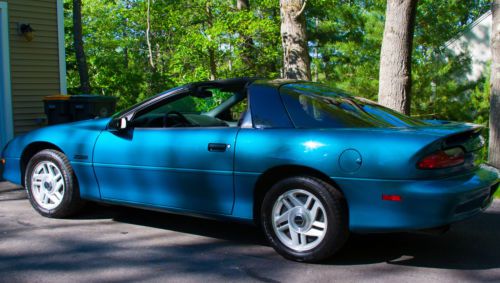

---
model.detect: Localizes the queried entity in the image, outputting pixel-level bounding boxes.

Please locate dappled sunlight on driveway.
[1,182,500,282]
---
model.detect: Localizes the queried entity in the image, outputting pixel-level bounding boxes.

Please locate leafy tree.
[64,0,492,131]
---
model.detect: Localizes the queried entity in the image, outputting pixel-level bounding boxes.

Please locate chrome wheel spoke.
[55,179,64,191]
[33,173,43,181]
[299,233,307,246]
[304,195,313,209]
[32,180,43,188]
[54,173,62,182]
[48,165,55,176]
[43,163,49,174]
[290,229,300,245]
[278,223,290,232]
[309,202,321,221]
[41,192,49,204]
[49,193,61,204]
[55,191,63,200]
[312,220,326,229]
[282,198,293,209]
[287,194,303,207]
[305,228,323,237]
[274,210,290,225]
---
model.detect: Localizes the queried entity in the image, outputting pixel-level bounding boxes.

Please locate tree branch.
[294,0,307,19]
[146,0,155,69]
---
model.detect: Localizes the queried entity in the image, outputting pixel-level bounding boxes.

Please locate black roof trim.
[186,77,263,92]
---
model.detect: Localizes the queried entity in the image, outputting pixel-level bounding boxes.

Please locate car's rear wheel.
[25,149,84,218]
[261,176,349,262]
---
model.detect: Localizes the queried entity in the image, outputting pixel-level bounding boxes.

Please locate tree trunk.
[377,0,418,115]
[206,3,217,80]
[209,47,217,80]
[489,0,500,169]
[280,0,311,80]
[237,0,254,73]
[313,17,319,82]
[72,0,91,93]
[146,0,155,69]
[236,0,249,10]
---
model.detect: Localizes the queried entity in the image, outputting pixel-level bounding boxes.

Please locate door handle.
[208,143,229,152]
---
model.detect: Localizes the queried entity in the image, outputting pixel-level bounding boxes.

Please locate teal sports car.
[1,78,499,262]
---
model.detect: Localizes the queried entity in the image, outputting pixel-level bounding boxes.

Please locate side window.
[280,91,376,128]
[249,84,294,129]
[131,89,247,128]
[216,99,247,123]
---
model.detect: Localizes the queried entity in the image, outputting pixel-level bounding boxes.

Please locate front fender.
[2,118,110,200]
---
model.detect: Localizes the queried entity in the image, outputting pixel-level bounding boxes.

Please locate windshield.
[280,83,428,128]
[112,86,185,118]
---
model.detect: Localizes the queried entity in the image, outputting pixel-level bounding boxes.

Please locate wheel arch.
[20,142,65,186]
[252,165,346,225]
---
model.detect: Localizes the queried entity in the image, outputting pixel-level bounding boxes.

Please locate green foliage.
[65,0,492,131]
[192,89,233,113]
[305,0,491,126]
[65,0,281,110]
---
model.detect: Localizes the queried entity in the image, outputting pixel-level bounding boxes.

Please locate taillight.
[417,147,465,169]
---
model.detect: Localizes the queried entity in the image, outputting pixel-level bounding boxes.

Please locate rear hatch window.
[280,83,428,128]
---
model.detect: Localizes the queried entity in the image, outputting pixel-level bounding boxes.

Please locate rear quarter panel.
[231,127,440,219]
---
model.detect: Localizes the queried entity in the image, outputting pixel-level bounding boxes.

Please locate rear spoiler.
[419,120,485,153]
[428,122,484,153]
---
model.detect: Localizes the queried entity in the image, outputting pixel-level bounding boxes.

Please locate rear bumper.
[336,165,499,233]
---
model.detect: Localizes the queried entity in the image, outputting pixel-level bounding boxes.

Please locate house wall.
[6,0,61,135]
[447,11,492,81]
[1,1,13,154]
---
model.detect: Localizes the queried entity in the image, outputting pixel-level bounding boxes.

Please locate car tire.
[25,149,84,218]
[261,176,349,262]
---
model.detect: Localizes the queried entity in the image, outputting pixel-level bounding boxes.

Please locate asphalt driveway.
[1,181,499,283]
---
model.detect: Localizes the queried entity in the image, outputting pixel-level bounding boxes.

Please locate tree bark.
[489,0,500,169]
[280,0,311,80]
[146,0,155,69]
[206,3,217,80]
[72,0,91,93]
[377,0,418,115]
[236,0,249,10]
[313,17,319,82]
[209,47,217,80]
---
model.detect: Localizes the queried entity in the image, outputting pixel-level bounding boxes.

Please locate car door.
[92,91,241,215]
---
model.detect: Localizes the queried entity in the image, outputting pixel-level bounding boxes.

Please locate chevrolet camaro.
[1,78,499,262]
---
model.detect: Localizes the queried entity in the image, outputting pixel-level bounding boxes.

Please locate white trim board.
[0,1,13,150]
[56,0,67,95]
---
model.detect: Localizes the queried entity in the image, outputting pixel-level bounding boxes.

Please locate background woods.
[64,0,492,135]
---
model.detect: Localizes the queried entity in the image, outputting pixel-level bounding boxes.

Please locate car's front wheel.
[25,149,84,218]
[261,176,349,262]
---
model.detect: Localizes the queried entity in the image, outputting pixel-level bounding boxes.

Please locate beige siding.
[6,0,61,135]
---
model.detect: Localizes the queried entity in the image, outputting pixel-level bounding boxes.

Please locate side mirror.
[110,117,129,131]
[119,117,128,130]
